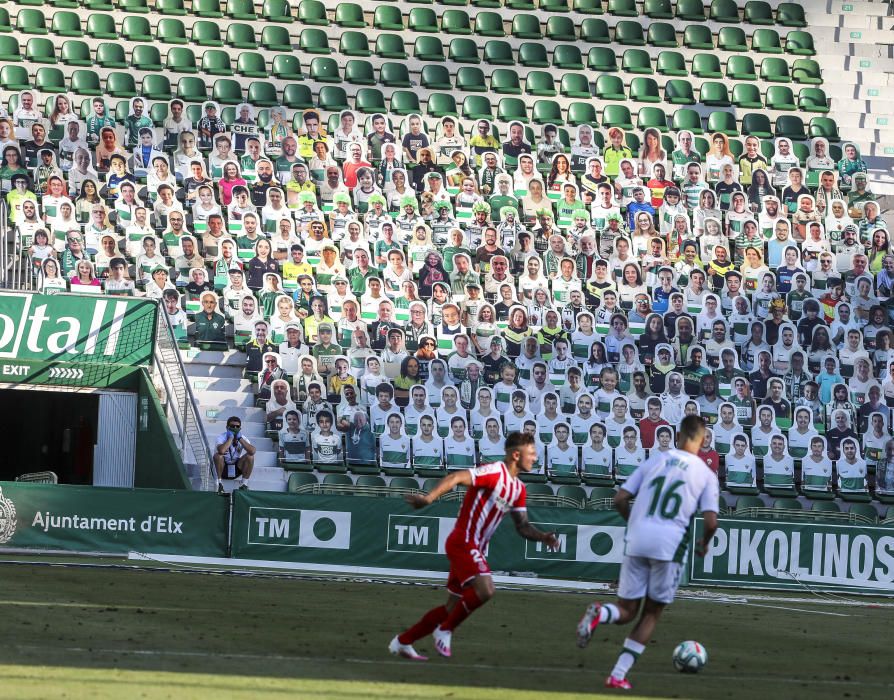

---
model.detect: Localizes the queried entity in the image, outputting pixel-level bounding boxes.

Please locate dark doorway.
[0,388,99,484]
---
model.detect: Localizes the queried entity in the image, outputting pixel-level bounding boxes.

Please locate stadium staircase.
[182,348,287,492]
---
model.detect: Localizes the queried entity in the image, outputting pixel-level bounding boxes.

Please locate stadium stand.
[0,0,892,511]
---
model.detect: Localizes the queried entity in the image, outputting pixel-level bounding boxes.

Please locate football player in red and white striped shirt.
[390,432,559,660]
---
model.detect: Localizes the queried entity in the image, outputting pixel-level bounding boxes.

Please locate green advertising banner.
[0,292,157,367]
[230,492,628,582]
[690,517,894,595]
[0,482,228,557]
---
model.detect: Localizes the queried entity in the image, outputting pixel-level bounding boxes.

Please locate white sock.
[599,603,620,624]
[611,638,646,681]
[217,479,222,486]
[242,477,250,485]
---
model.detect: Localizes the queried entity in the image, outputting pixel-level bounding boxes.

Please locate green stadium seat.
[732,83,762,109]
[166,47,198,74]
[263,0,293,22]
[297,0,327,25]
[390,90,420,115]
[546,16,576,42]
[644,0,673,19]
[457,66,487,92]
[374,6,403,31]
[554,45,584,70]
[709,0,739,22]
[51,11,82,37]
[345,59,375,85]
[849,503,878,523]
[761,57,791,83]
[462,95,493,120]
[35,67,66,93]
[282,84,313,109]
[519,43,549,68]
[506,0,536,8]
[671,107,703,134]
[310,57,340,83]
[225,24,257,49]
[557,484,587,503]
[237,52,268,79]
[16,8,48,35]
[414,36,444,61]
[706,110,738,136]
[615,20,645,46]
[588,47,618,72]
[288,472,318,490]
[156,0,187,15]
[798,88,829,114]
[683,25,713,50]
[601,104,633,130]
[340,31,371,57]
[808,117,840,142]
[580,18,611,43]
[106,72,137,98]
[718,27,748,52]
[663,79,694,105]
[766,85,796,111]
[773,497,802,511]
[786,31,816,56]
[792,59,822,85]
[491,69,522,94]
[727,56,757,81]
[132,44,163,71]
[474,11,504,36]
[378,62,410,87]
[83,0,114,8]
[354,87,387,114]
[741,112,773,138]
[386,476,417,492]
[409,8,439,32]
[177,76,208,102]
[622,49,653,74]
[95,43,126,68]
[61,40,92,66]
[595,75,626,100]
[648,22,678,48]
[318,85,350,112]
[512,15,541,39]
[427,92,457,117]
[753,29,783,54]
[0,66,30,90]
[700,82,731,107]
[449,38,480,64]
[526,71,557,97]
[560,73,591,99]
[0,8,10,33]
[300,28,330,53]
[734,495,765,513]
[260,26,291,52]
[69,69,101,96]
[193,0,223,17]
[25,38,55,64]
[376,34,407,60]
[777,3,807,27]
[494,99,527,126]
[744,0,773,24]
[321,473,352,489]
[354,475,385,489]
[335,2,367,27]
[567,101,598,126]
[272,55,303,81]
[676,0,706,20]
[87,14,117,40]
[142,74,173,100]
[212,78,243,105]
[122,16,152,42]
[443,9,472,34]
[692,54,723,79]
[637,106,668,131]
[540,0,570,11]
[202,50,234,76]
[630,76,661,103]
[656,51,687,76]
[226,0,256,19]
[608,0,638,16]
[421,64,452,89]
[811,500,841,514]
[190,21,223,47]
[574,0,604,12]
[156,18,187,44]
[118,0,148,11]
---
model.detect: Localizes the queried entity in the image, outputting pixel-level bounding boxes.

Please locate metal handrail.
[733,506,875,526]
[153,308,214,490]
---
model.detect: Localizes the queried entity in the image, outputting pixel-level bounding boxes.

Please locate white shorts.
[617,555,683,605]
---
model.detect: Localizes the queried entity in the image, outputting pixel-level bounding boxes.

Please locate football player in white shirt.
[575,415,719,690]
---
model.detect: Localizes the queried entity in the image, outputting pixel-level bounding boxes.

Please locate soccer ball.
[672,640,708,673]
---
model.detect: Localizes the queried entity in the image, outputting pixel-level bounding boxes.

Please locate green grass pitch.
[0,561,892,699]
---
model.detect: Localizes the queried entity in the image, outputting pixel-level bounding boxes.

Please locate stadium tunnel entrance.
[0,387,137,487]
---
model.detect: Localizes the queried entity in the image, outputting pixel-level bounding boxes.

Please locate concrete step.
[199,405,265,424]
[185,363,245,380]
[203,420,268,439]
[181,349,246,367]
[191,377,253,394]
[194,389,256,409]
[219,479,287,494]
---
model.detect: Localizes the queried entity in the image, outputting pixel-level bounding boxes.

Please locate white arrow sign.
[48,367,84,379]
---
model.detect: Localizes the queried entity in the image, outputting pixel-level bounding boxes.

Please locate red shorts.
[445,535,491,596]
